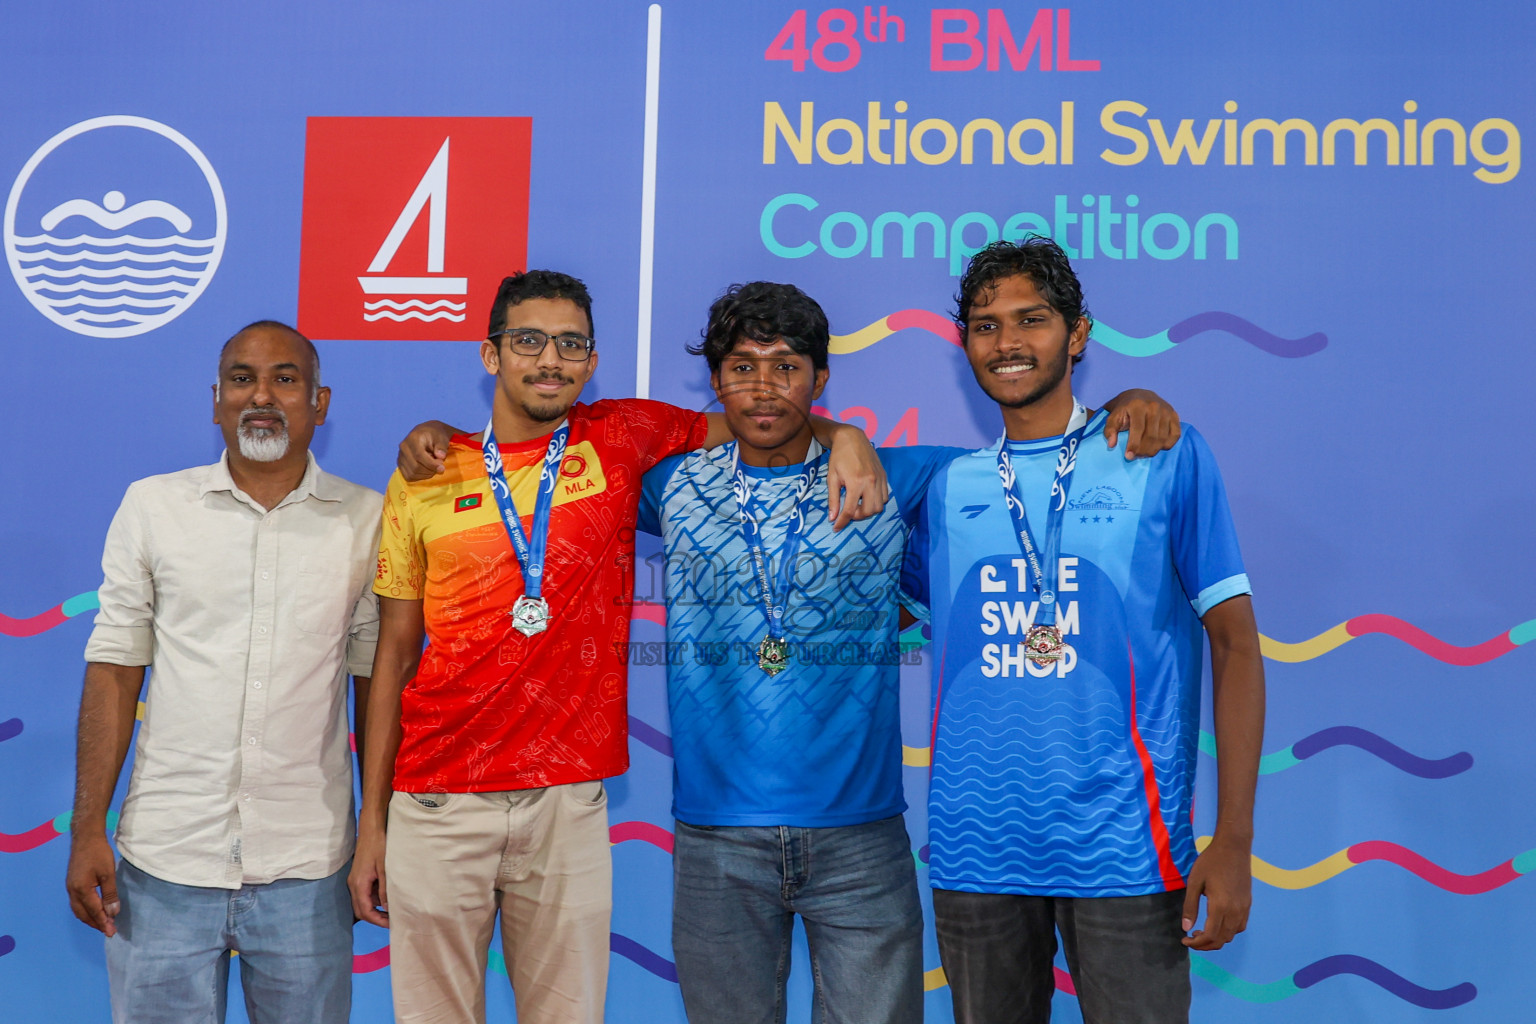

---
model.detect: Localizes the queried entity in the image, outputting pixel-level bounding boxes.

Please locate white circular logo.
[4,115,227,338]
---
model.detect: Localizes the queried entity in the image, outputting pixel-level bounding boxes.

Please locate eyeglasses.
[489,328,596,361]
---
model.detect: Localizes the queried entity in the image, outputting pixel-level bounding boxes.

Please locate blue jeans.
[672,815,923,1024]
[105,858,353,1024]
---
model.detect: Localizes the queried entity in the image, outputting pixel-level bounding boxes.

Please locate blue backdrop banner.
[1,2,1531,1021]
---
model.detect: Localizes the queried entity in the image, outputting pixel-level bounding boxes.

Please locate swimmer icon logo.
[3,116,227,339]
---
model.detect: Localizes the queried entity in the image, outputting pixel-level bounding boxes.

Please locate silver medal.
[511,595,551,636]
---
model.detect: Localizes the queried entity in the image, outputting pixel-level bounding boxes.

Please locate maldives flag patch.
[454,493,482,513]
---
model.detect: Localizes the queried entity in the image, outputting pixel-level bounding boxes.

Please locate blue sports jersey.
[639,443,961,827]
[907,412,1250,896]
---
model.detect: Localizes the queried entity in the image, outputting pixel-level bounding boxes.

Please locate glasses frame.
[488,328,597,362]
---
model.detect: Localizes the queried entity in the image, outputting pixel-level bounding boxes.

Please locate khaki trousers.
[385,781,612,1024]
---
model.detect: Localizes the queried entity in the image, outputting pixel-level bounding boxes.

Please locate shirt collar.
[200,450,341,504]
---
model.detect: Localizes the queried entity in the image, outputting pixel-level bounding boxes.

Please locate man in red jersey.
[350,270,886,1024]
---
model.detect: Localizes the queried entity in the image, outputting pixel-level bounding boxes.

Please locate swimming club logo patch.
[3,116,227,338]
[296,117,531,342]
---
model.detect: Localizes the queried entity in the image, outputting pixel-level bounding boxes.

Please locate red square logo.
[297,117,531,341]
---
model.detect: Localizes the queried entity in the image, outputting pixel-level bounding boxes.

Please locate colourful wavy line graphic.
[0,810,118,854]
[828,309,1326,358]
[610,820,675,854]
[1195,834,1536,894]
[1198,726,1472,778]
[628,715,673,758]
[0,592,98,637]
[1264,614,1536,665]
[1192,953,1475,1009]
[630,600,666,628]
[13,591,1531,671]
[0,719,22,743]
[353,945,390,973]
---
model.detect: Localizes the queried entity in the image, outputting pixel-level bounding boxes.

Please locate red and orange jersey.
[375,399,709,792]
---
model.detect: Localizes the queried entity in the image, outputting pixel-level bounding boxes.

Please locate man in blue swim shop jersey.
[905,238,1266,1024]
[636,279,1186,1024]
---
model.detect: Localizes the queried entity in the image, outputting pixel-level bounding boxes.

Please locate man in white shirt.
[66,321,382,1024]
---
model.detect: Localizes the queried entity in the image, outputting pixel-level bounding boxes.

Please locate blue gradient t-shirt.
[906,413,1250,896]
[639,443,961,827]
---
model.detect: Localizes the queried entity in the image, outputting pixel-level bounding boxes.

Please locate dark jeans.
[933,888,1190,1024]
[672,815,924,1024]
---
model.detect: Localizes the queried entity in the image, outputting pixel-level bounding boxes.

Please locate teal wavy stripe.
[1191,955,1302,1003]
[1090,325,1176,357]
[1198,731,1300,774]
[61,592,100,618]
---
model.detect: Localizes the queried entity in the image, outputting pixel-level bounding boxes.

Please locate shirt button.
[261,571,270,580]
[248,737,257,746]
[243,794,252,802]
[252,681,262,689]
[257,626,268,635]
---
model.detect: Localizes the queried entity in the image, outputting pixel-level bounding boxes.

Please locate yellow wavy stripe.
[902,745,931,767]
[924,966,948,991]
[1195,834,1354,889]
[1258,623,1353,663]
[136,700,145,721]
[828,319,892,355]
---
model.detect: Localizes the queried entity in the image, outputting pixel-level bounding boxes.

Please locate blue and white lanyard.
[731,442,822,642]
[995,401,1088,613]
[481,413,569,601]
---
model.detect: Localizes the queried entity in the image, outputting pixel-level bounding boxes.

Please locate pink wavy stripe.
[1348,841,1520,895]
[887,309,962,347]
[1345,614,1516,667]
[353,946,390,972]
[631,601,666,627]
[610,821,675,854]
[1054,966,1076,995]
[0,606,67,638]
[0,821,61,853]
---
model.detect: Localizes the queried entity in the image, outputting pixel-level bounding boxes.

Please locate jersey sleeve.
[1168,425,1252,617]
[608,398,711,473]
[877,445,967,529]
[638,454,686,537]
[373,470,426,601]
[899,473,939,612]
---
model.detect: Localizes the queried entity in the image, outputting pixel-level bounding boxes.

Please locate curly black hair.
[954,237,1092,362]
[688,281,829,372]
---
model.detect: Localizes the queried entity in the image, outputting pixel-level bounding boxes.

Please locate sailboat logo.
[297,116,530,342]
[358,139,466,324]
[3,116,227,338]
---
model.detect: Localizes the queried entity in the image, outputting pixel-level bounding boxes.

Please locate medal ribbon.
[995,400,1089,618]
[481,413,570,602]
[732,441,823,642]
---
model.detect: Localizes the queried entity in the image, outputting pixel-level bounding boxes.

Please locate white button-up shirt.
[85,452,382,888]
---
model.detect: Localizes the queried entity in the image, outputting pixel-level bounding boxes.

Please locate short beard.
[237,408,290,462]
[977,342,1070,409]
[518,373,577,425]
[518,398,571,424]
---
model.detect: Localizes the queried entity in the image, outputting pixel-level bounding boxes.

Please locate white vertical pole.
[636,4,663,399]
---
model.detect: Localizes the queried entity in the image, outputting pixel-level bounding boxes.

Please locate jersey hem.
[672,801,907,829]
[393,760,628,793]
[930,875,1187,898]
